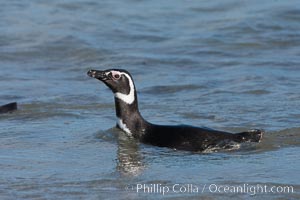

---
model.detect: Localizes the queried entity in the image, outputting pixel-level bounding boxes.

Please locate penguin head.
[88,69,136,104]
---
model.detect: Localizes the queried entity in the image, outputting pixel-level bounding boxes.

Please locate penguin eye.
[113,74,120,80]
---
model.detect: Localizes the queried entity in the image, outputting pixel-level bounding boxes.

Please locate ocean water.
[1,0,300,199]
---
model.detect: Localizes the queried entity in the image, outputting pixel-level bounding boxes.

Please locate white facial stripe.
[114,72,135,104]
[117,118,132,136]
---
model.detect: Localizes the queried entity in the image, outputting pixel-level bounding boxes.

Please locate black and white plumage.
[87,69,263,152]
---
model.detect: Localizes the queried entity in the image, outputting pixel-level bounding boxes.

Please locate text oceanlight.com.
[126,183,294,196]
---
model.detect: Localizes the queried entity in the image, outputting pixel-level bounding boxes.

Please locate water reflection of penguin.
[116,129,145,176]
[0,102,17,114]
[88,69,263,152]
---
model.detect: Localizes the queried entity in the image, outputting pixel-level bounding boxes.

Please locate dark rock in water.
[0,102,17,114]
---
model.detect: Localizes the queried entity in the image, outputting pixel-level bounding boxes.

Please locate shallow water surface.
[1,0,300,199]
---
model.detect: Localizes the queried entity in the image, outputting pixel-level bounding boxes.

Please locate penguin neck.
[114,95,148,138]
[114,96,140,120]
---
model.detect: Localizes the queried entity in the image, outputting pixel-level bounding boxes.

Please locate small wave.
[94,127,119,143]
[202,142,241,153]
[141,84,205,95]
[242,89,271,95]
[254,127,300,153]
[276,8,300,21]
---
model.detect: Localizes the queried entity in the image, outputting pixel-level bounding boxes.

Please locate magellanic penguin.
[87,69,263,152]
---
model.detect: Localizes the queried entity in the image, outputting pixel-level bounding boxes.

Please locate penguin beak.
[87,70,109,81]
